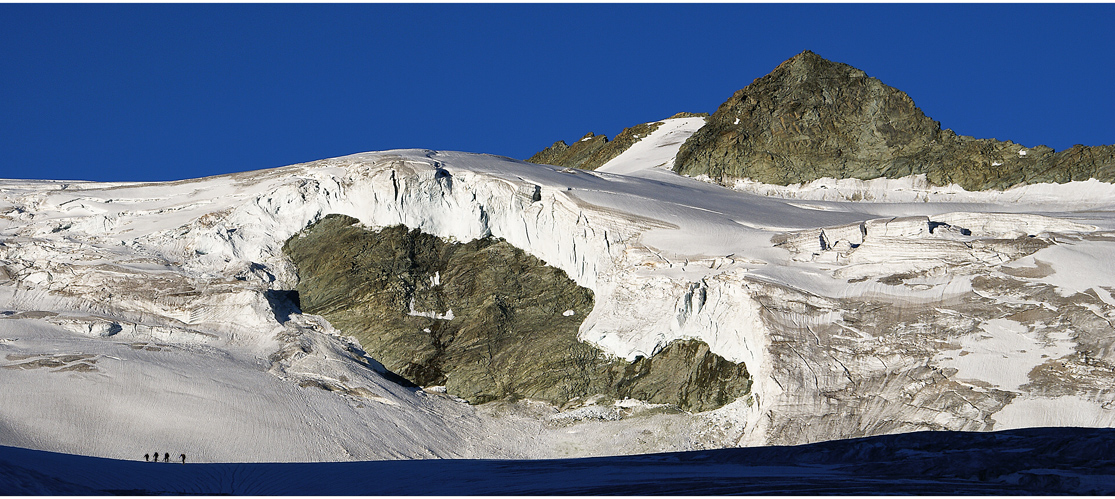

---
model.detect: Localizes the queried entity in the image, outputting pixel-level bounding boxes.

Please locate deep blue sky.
[2,4,1112,182]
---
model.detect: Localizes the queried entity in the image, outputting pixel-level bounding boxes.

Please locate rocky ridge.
[527,112,708,171]
[674,50,1115,191]
[530,51,1115,191]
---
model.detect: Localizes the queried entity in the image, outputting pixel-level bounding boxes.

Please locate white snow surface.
[2,120,1115,461]
[596,116,706,175]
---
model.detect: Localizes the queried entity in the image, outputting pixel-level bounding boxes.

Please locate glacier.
[1,116,1114,462]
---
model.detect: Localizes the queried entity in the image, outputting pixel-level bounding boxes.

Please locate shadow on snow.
[1,426,1113,495]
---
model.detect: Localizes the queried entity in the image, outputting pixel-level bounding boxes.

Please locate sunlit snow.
[1,117,1114,462]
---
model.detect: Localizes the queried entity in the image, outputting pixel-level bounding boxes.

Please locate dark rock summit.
[528,50,1114,191]
[283,214,750,412]
[674,50,1115,191]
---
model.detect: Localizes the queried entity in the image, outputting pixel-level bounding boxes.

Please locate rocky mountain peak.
[674,50,1115,190]
[675,50,950,185]
[527,51,1114,191]
[771,49,868,83]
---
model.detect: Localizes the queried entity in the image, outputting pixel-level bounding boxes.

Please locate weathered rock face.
[283,214,750,412]
[674,50,1115,191]
[617,339,750,413]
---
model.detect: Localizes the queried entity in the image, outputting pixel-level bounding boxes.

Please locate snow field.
[1,116,1114,460]
[595,117,707,175]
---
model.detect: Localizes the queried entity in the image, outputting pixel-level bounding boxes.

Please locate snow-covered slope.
[2,117,1114,461]
[595,116,706,175]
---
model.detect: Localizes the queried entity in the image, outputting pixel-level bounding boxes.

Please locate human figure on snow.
[164,452,170,462]
[144,453,149,462]
[180,454,186,464]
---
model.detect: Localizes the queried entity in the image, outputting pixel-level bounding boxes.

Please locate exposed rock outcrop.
[527,132,610,170]
[664,112,711,120]
[673,50,1115,191]
[284,214,751,412]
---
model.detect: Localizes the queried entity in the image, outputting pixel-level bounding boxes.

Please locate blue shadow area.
[2,427,1113,495]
